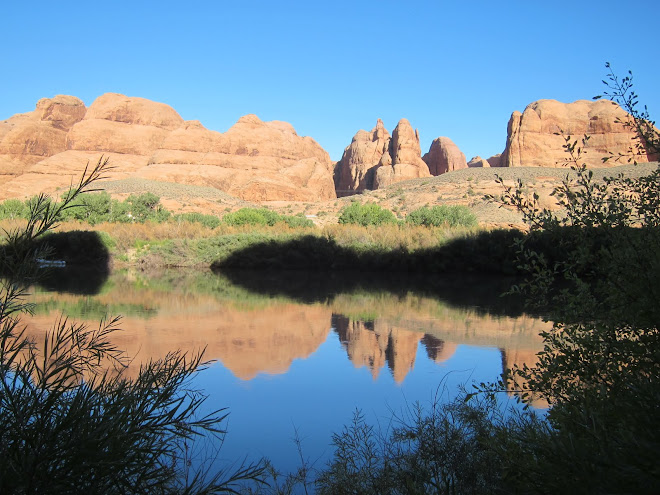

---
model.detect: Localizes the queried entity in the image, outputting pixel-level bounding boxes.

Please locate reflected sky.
[23,268,549,474]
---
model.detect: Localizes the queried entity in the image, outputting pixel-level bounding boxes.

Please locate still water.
[24,267,549,474]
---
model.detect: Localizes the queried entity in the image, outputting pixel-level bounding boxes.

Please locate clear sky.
[2,1,658,162]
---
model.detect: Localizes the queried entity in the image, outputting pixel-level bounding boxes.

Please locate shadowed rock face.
[0,94,336,202]
[501,99,657,168]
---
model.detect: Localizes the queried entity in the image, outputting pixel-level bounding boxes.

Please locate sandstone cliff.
[500,99,656,168]
[0,93,336,202]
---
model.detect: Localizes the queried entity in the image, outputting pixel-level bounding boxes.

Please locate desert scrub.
[323,223,455,251]
[338,202,398,226]
[406,205,478,228]
[222,207,313,228]
[173,211,221,229]
[139,231,306,267]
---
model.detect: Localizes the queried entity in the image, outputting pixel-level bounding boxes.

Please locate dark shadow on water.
[1,230,111,295]
[216,268,530,317]
[211,230,535,315]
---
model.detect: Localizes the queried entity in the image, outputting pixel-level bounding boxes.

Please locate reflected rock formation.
[23,270,550,385]
[421,335,458,364]
[24,284,332,380]
[333,315,422,383]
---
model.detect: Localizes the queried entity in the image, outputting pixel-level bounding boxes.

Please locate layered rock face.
[334,118,431,195]
[423,137,467,174]
[0,95,86,179]
[501,99,655,168]
[0,93,336,202]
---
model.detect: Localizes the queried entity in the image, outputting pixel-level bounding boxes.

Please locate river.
[23,267,549,477]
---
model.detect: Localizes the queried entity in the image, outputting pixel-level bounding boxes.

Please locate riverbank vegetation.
[0,159,265,493]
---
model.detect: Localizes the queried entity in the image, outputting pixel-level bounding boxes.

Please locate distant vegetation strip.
[0,192,477,229]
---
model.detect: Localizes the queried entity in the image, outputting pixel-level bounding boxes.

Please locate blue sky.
[2,1,658,162]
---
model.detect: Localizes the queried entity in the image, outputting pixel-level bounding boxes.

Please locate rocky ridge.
[1,94,656,206]
[0,93,336,202]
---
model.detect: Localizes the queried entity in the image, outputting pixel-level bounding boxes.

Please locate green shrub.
[282,214,314,228]
[338,202,397,226]
[174,212,221,229]
[59,191,114,225]
[222,208,313,228]
[0,199,27,220]
[406,205,477,228]
[223,208,281,226]
[126,192,170,223]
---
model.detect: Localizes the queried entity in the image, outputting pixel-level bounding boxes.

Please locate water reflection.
[24,268,549,385]
[22,267,551,473]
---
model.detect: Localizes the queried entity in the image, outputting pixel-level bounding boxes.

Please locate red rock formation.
[147,114,336,201]
[501,99,655,168]
[422,136,467,175]
[0,95,86,179]
[373,119,431,189]
[467,156,490,168]
[334,118,431,195]
[486,153,502,167]
[0,94,336,202]
[334,119,391,195]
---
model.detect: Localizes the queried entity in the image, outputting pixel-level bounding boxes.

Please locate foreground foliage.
[0,158,264,493]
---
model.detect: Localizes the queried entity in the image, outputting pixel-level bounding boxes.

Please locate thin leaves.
[0,157,266,493]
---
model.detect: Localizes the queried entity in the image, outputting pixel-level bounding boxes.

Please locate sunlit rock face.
[501,99,657,168]
[0,94,336,202]
[467,156,491,168]
[333,119,392,195]
[423,137,467,175]
[0,95,86,179]
[334,118,431,195]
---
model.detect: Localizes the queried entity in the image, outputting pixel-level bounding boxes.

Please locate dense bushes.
[338,202,397,226]
[222,208,313,228]
[406,205,477,228]
[0,191,173,225]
